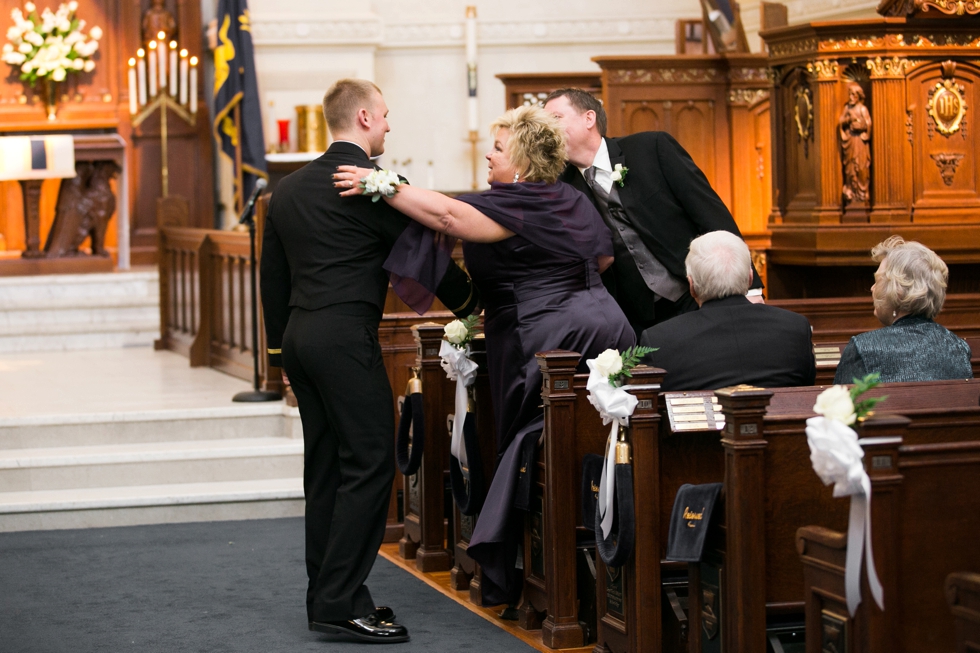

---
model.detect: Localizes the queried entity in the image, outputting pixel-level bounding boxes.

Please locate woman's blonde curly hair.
[490,105,568,184]
[872,235,949,319]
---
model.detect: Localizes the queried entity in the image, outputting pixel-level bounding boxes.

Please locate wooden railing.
[155,222,278,393]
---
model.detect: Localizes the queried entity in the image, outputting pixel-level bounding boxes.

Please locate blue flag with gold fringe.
[213,0,266,209]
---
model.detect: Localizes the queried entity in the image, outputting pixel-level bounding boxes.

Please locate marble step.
[0,271,160,352]
[0,270,159,304]
[0,404,299,450]
[0,316,158,337]
[0,477,304,532]
[0,328,158,353]
[0,437,304,492]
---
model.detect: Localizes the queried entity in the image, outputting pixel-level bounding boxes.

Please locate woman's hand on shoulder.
[332,165,375,197]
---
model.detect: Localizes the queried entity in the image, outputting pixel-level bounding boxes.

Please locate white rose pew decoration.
[586,345,655,540]
[440,315,480,474]
[805,373,887,616]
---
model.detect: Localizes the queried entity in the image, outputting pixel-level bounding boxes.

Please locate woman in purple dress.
[334,105,634,607]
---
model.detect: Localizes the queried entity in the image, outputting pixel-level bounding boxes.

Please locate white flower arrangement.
[610,163,629,188]
[2,2,101,86]
[358,168,402,202]
[804,373,886,616]
[443,314,479,349]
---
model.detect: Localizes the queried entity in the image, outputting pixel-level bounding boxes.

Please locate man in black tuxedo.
[638,231,815,391]
[260,79,477,643]
[544,88,763,336]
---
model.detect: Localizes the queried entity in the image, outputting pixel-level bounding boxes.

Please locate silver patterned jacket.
[834,315,973,384]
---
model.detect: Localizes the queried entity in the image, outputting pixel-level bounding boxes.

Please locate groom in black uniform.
[260,79,478,643]
[544,88,763,336]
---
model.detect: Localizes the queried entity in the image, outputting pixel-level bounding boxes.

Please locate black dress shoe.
[374,606,395,622]
[309,613,409,643]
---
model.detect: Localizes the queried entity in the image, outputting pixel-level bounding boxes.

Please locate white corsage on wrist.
[359,169,402,202]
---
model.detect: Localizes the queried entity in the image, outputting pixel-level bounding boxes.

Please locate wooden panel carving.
[908,61,980,221]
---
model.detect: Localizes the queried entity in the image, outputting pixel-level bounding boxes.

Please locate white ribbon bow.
[805,416,885,616]
[440,339,479,472]
[586,360,638,539]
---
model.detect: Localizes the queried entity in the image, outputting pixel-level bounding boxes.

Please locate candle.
[465,6,478,132]
[128,58,138,115]
[179,49,188,106]
[147,42,157,96]
[136,49,147,105]
[189,56,198,114]
[157,32,167,91]
[169,41,178,96]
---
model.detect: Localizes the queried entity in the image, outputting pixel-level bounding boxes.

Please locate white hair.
[685,231,752,302]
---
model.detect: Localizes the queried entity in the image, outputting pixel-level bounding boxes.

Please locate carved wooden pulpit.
[763,7,980,298]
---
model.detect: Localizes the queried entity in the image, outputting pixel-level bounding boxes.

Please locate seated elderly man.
[639,231,816,391]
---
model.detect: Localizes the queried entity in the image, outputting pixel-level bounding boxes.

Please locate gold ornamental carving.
[807,60,841,81]
[769,38,818,58]
[728,88,770,106]
[927,78,968,136]
[866,56,914,78]
[730,67,769,83]
[919,0,980,16]
[795,85,814,147]
[610,68,721,84]
[930,152,966,185]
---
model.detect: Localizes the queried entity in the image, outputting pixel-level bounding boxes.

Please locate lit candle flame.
[180,49,188,58]
[157,31,166,40]
[190,56,198,66]
[128,57,135,66]
[169,40,177,50]
[148,41,156,50]
[138,48,145,57]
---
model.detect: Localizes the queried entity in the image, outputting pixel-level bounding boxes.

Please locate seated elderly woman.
[834,236,973,384]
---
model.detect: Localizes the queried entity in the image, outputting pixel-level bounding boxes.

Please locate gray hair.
[872,236,948,319]
[685,231,752,302]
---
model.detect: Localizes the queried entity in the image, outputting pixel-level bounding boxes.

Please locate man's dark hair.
[544,88,607,136]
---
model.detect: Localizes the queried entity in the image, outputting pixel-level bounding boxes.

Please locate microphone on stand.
[233,175,280,403]
[238,177,268,224]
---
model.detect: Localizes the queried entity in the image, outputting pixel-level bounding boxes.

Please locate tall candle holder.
[128,31,199,200]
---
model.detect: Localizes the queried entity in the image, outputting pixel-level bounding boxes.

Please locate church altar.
[0,0,213,271]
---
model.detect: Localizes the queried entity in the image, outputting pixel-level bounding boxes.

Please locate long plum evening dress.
[385,181,634,606]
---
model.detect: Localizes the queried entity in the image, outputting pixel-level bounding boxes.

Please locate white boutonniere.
[610,163,629,188]
[358,168,402,202]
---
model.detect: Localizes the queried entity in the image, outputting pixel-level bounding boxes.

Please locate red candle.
[277,119,290,152]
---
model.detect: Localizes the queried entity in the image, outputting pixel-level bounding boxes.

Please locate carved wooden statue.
[44,161,119,258]
[839,82,872,207]
[142,0,177,44]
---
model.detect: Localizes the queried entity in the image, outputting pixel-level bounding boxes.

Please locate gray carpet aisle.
[0,517,534,653]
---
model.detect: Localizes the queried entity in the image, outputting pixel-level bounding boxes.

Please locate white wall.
[242,0,880,194]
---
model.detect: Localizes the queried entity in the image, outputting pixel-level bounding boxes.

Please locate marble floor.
[0,346,255,420]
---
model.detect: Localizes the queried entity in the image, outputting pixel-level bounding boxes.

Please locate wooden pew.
[947,572,980,653]
[589,379,980,653]
[687,380,980,653]
[449,336,499,605]
[522,351,666,648]
[796,412,980,653]
[398,323,454,571]
[593,390,727,653]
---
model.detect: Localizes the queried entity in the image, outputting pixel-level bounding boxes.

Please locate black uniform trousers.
[281,301,394,623]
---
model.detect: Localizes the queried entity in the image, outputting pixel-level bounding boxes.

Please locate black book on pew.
[666,483,723,562]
